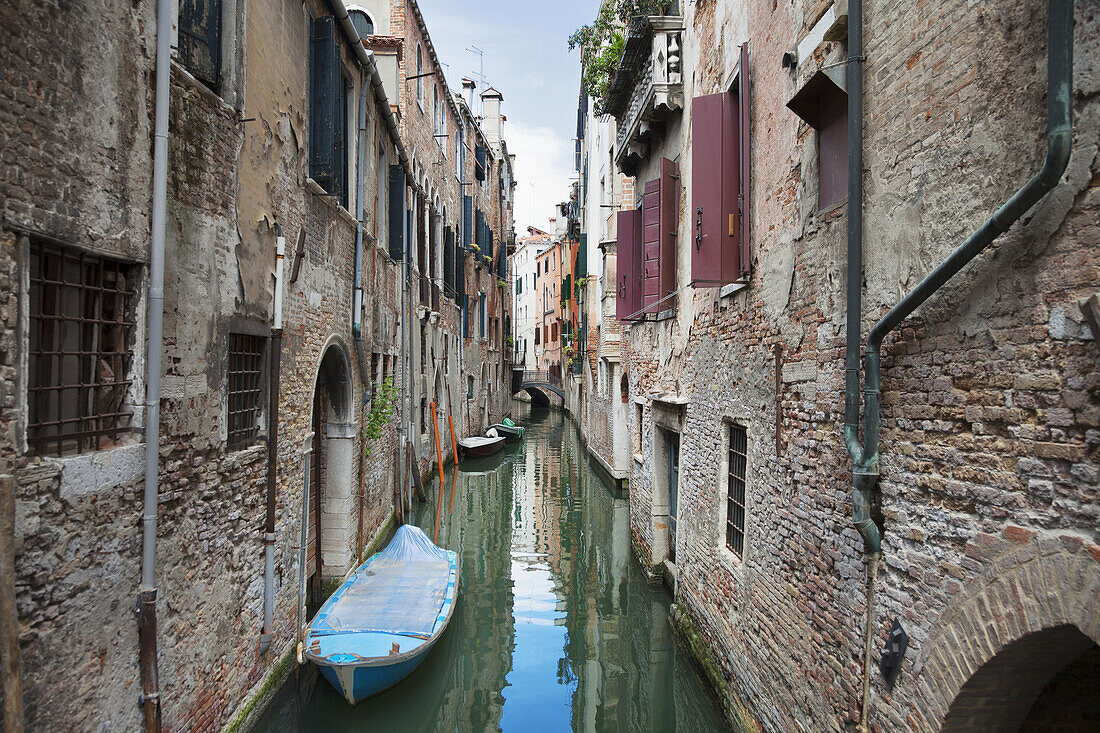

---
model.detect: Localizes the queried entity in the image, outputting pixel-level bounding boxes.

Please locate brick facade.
[566,0,1099,731]
[0,0,515,729]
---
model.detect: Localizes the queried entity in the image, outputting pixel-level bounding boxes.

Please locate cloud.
[507,120,575,234]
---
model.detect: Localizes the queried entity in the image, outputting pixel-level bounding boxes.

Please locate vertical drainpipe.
[260,226,285,655]
[844,0,1073,728]
[353,79,371,561]
[139,0,171,727]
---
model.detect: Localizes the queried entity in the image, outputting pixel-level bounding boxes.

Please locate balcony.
[605,16,685,177]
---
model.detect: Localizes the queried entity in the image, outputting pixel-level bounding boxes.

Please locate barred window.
[227,333,265,449]
[726,423,748,557]
[28,242,137,456]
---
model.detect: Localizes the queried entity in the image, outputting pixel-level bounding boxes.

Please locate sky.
[416,0,600,234]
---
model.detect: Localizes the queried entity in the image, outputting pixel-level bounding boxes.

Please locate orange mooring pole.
[430,401,445,494]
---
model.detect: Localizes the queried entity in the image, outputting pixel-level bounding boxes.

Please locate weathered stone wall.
[601,0,1100,731]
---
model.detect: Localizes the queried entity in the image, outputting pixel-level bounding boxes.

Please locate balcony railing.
[607,16,685,177]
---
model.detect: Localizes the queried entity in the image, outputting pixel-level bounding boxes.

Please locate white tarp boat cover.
[313,525,451,639]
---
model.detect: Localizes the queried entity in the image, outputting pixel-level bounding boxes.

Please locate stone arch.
[307,339,357,610]
[917,541,1098,731]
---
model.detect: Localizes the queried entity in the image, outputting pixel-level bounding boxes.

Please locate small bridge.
[517,370,565,400]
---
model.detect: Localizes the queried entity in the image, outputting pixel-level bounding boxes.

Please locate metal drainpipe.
[353,79,370,562]
[844,0,1073,728]
[259,225,285,655]
[139,0,170,727]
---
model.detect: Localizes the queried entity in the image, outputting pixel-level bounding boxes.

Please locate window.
[726,423,747,558]
[27,242,137,456]
[179,0,221,91]
[534,327,540,345]
[787,68,847,211]
[467,375,474,400]
[309,16,348,204]
[227,334,265,449]
[690,42,752,285]
[416,44,423,104]
[478,293,487,338]
[349,9,374,37]
[433,86,439,135]
[456,127,463,179]
[632,403,642,454]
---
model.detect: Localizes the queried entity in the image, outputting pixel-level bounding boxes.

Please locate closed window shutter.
[642,179,661,310]
[387,165,405,261]
[487,228,494,261]
[659,158,678,301]
[475,146,487,181]
[443,226,454,296]
[691,92,740,285]
[309,16,341,192]
[179,0,221,88]
[575,234,587,278]
[462,196,473,246]
[739,43,752,277]
[616,209,642,322]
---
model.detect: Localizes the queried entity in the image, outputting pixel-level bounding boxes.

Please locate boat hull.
[458,436,505,457]
[487,424,524,441]
[316,637,438,703]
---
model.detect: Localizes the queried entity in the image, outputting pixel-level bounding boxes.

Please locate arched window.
[416,44,423,103]
[349,9,374,37]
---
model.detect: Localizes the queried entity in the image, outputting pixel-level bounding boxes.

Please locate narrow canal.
[252,406,726,731]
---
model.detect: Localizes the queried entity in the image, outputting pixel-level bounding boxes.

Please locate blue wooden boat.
[302,524,458,704]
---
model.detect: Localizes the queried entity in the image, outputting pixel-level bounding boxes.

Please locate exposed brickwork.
[568,0,1100,731]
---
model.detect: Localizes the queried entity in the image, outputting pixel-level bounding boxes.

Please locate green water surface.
[252,406,726,732]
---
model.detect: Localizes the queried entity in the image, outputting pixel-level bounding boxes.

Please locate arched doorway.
[306,343,354,614]
[921,543,1099,732]
[943,625,1098,732]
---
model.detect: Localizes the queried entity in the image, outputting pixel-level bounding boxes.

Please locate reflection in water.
[251,407,725,732]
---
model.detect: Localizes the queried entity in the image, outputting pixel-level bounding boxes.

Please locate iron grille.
[227,333,265,449]
[28,242,136,456]
[726,423,748,557]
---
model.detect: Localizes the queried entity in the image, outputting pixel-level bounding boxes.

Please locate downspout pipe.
[260,225,285,655]
[139,0,170,727]
[845,0,1074,555]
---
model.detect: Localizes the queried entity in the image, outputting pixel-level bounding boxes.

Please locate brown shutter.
[659,157,679,302]
[738,42,752,277]
[616,209,641,322]
[642,178,661,311]
[691,93,740,285]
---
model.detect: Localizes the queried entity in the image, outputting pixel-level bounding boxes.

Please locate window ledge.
[720,281,749,299]
[632,452,644,465]
[54,443,145,502]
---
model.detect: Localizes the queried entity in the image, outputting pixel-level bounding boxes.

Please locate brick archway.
[915,540,1098,731]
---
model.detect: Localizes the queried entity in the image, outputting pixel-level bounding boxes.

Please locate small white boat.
[302,525,458,704]
[458,434,506,457]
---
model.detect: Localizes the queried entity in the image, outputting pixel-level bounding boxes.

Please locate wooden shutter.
[309,16,341,192]
[462,196,473,247]
[179,0,221,88]
[474,209,484,251]
[443,226,454,296]
[738,43,752,277]
[691,92,740,285]
[616,209,641,322]
[487,229,494,261]
[387,165,405,261]
[659,158,678,300]
[475,145,487,181]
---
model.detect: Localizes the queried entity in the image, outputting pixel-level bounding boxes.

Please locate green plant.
[506,336,515,347]
[568,0,674,113]
[576,276,588,287]
[497,278,507,289]
[469,243,480,253]
[362,376,398,459]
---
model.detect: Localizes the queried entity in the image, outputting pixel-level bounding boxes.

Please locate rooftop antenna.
[466,45,487,114]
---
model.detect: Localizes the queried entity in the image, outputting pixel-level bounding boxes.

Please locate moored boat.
[458,434,506,457]
[487,423,525,441]
[302,524,458,704]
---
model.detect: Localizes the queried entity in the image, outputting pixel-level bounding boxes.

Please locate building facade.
[513,227,555,370]
[0,0,515,729]
[563,0,1099,731]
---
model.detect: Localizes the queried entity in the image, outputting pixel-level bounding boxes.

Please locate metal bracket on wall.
[290,227,307,284]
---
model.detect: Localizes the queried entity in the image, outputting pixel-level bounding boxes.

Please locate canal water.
[251,406,726,732]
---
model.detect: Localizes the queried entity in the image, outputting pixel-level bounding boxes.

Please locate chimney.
[461,78,476,108]
[480,87,503,151]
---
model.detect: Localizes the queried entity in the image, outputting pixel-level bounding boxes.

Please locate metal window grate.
[726,423,747,557]
[28,242,136,456]
[227,333,265,449]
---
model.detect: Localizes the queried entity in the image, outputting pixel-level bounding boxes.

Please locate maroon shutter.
[691,92,740,285]
[642,178,661,310]
[616,209,641,322]
[738,42,752,277]
[659,157,678,303]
